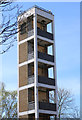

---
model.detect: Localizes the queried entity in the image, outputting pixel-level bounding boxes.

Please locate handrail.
[28,101,35,104]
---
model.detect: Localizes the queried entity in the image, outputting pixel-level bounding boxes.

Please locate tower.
[18,5,58,120]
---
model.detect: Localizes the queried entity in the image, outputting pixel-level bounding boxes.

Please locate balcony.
[28,101,56,111]
[27,28,53,40]
[28,52,34,60]
[28,75,34,84]
[28,75,55,86]
[37,27,53,40]
[38,75,55,86]
[38,51,54,62]
[28,101,35,110]
[28,51,54,62]
[27,29,34,38]
[39,102,56,111]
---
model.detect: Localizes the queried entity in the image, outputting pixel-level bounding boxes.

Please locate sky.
[1,2,80,108]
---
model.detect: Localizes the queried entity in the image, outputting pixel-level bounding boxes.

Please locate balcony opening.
[38,63,48,78]
[38,87,56,104]
[38,87,49,103]
[37,15,52,33]
[20,22,26,35]
[19,15,33,35]
[38,62,55,86]
[38,44,47,54]
[28,62,34,84]
[28,40,34,60]
[37,15,53,40]
[28,87,35,110]
[37,39,53,55]
[27,15,33,32]
[38,62,54,78]
[28,87,34,102]
[37,20,47,32]
[19,15,34,41]
[38,87,56,111]
[19,15,33,36]
[37,39,54,62]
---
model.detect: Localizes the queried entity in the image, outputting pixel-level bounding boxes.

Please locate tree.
[70,106,80,119]
[0,84,80,119]
[58,88,80,119]
[58,88,74,119]
[0,0,23,54]
[50,88,80,119]
[1,83,17,118]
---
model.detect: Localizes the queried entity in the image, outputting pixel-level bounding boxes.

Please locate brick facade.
[19,89,28,112]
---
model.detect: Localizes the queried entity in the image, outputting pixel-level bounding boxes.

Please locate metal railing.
[38,51,54,62]
[28,51,34,60]
[37,27,53,40]
[27,29,34,37]
[28,75,34,84]
[27,28,53,40]
[28,75,55,86]
[28,101,35,110]
[39,102,56,111]
[38,75,55,86]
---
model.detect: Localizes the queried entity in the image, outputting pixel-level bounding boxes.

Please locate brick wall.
[19,42,28,64]
[19,89,28,112]
[18,19,33,42]
[19,65,28,87]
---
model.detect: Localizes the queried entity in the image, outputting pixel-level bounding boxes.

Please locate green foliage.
[0,83,80,119]
[1,83,17,118]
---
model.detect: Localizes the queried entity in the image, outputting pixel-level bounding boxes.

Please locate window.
[47,45,53,55]
[20,22,26,34]
[48,67,54,79]
[47,22,52,33]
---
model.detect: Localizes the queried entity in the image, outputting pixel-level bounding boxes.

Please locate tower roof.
[18,5,53,17]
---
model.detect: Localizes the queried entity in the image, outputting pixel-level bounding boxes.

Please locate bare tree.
[49,88,80,119]
[57,88,74,119]
[70,106,80,119]
[0,0,23,54]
